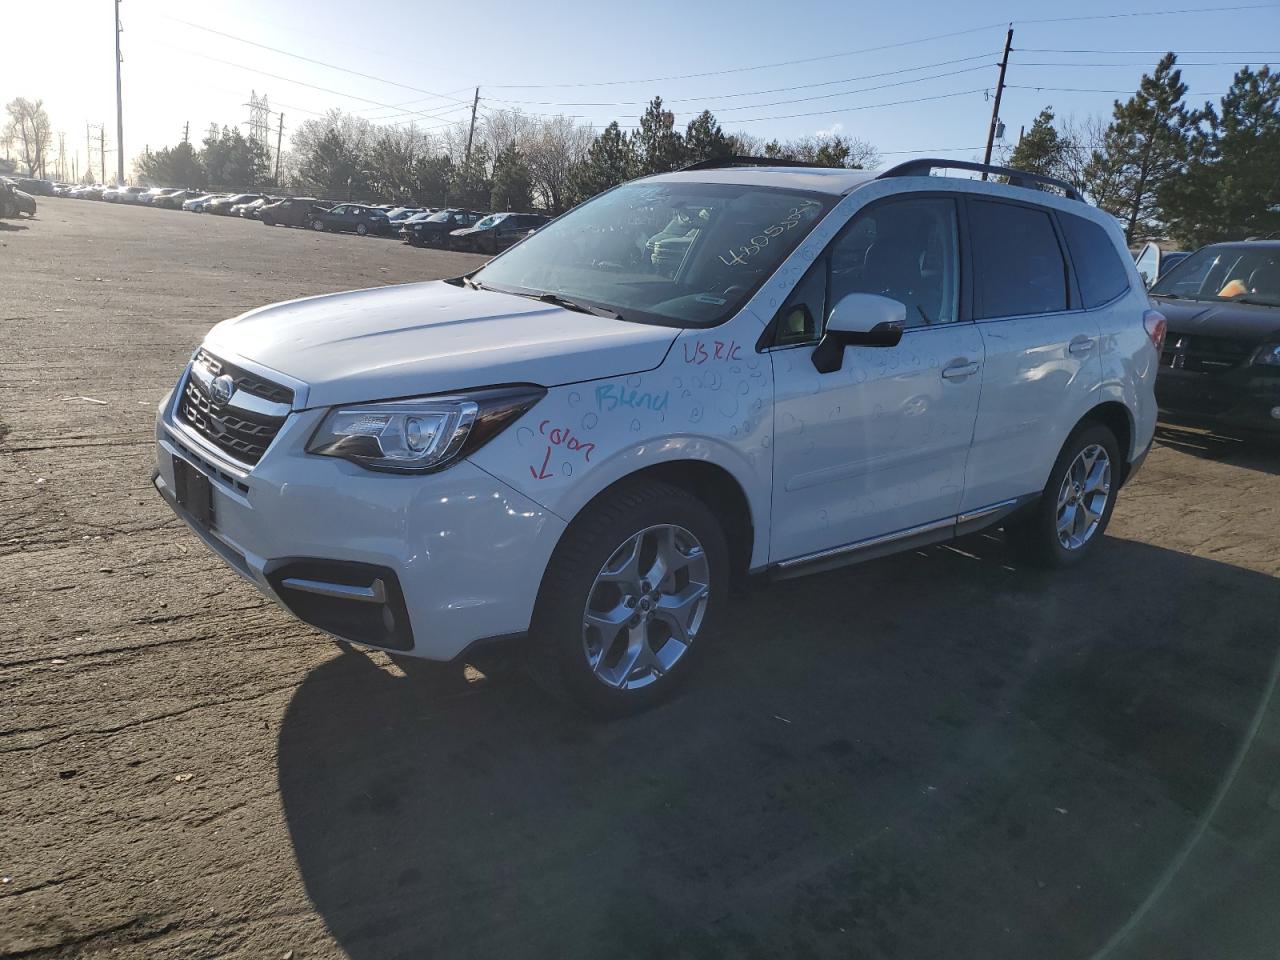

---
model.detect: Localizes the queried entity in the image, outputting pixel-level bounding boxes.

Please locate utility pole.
[274,113,284,185]
[100,125,106,188]
[464,87,480,164]
[58,132,66,181]
[86,124,93,182]
[183,121,189,144]
[114,0,124,185]
[982,25,1013,179]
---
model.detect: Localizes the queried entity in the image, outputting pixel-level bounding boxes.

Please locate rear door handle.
[1069,337,1095,355]
[941,360,980,381]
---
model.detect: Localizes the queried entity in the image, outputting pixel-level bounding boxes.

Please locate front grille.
[1161,334,1255,373]
[179,351,292,465]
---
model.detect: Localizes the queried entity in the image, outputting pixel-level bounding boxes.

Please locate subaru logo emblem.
[210,374,235,406]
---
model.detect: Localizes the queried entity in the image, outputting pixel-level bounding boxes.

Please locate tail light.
[1143,309,1167,353]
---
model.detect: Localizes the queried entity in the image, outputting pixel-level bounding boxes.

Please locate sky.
[2,0,1278,183]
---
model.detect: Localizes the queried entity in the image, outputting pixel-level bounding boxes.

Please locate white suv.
[154,159,1163,714]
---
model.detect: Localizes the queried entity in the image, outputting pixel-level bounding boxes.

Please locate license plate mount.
[172,456,215,530]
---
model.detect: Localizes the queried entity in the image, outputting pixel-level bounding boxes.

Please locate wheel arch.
[1078,400,1135,480]
[550,459,758,589]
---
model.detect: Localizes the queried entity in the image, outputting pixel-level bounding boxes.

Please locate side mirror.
[811,293,907,373]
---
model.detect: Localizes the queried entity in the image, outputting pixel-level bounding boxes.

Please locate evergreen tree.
[572,121,638,201]
[637,97,684,175]
[683,110,733,165]
[449,143,492,208]
[1159,65,1280,246]
[1007,107,1066,178]
[1083,53,1191,241]
[490,145,533,211]
[135,140,205,188]
[201,126,271,191]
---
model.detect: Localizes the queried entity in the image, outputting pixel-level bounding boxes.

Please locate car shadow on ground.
[1155,421,1280,475]
[0,221,30,231]
[277,535,1280,960]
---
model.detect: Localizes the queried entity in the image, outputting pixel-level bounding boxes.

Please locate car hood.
[1155,296,1280,339]
[203,280,678,409]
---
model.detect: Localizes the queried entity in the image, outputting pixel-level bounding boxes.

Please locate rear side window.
[970,200,1069,318]
[1060,214,1130,307]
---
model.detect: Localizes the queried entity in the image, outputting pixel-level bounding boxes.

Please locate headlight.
[1253,343,1280,366]
[306,385,545,473]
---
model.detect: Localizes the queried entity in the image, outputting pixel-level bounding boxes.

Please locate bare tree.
[525,115,593,213]
[1057,114,1108,195]
[482,108,538,163]
[5,98,53,177]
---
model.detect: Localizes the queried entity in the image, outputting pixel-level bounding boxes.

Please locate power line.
[1007,84,1229,94]
[485,22,1011,88]
[706,88,983,126]
[1021,47,1280,53]
[1014,2,1280,24]
[1015,59,1273,66]
[482,51,1002,107]
[157,14,475,108]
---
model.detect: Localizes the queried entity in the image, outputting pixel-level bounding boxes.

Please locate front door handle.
[1069,337,1095,355]
[941,360,980,381]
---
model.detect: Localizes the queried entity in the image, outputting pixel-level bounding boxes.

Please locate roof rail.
[679,155,820,172]
[876,158,1084,202]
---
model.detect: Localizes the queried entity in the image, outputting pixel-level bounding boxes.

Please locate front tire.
[312,219,325,231]
[1006,422,1120,568]
[528,481,729,716]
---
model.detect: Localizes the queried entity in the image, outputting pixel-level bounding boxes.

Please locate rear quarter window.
[1060,214,1131,308]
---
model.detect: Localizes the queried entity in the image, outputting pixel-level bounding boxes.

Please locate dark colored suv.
[259,197,320,228]
[401,208,484,248]
[310,203,391,236]
[449,212,551,253]
[1150,239,1280,432]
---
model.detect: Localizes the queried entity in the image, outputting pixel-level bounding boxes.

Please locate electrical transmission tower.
[245,91,272,147]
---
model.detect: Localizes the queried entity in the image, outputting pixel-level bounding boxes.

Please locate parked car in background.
[259,197,321,228]
[118,186,150,204]
[401,208,484,247]
[449,212,551,253]
[183,193,225,212]
[232,196,277,218]
[70,185,104,200]
[309,202,391,236]
[1150,239,1280,433]
[154,189,203,209]
[153,158,1159,714]
[205,193,266,216]
[15,178,55,196]
[139,187,177,205]
[0,181,26,217]
[1134,241,1190,288]
[385,207,424,225]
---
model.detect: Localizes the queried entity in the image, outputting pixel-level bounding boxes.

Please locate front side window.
[1151,246,1280,306]
[827,196,961,328]
[473,181,835,327]
[970,200,1069,318]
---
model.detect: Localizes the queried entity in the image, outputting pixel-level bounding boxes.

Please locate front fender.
[467,336,775,570]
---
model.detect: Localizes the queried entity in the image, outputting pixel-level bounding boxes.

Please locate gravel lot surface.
[2,197,1279,960]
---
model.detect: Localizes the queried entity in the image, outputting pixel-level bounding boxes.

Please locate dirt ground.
[2,198,1280,960]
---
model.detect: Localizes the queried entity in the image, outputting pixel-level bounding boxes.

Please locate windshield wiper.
[1228,294,1280,307]
[528,291,620,320]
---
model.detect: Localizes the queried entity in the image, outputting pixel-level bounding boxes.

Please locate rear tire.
[528,481,729,717]
[312,219,325,231]
[356,223,369,236]
[1006,422,1121,569]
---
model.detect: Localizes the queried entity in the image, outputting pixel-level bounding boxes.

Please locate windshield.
[474,214,507,229]
[473,180,835,327]
[426,210,456,223]
[1151,245,1280,305]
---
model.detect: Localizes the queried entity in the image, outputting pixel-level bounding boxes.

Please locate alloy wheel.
[1056,443,1111,550]
[582,524,710,690]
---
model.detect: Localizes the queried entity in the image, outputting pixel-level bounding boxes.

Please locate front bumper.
[1156,366,1280,432]
[153,373,566,660]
